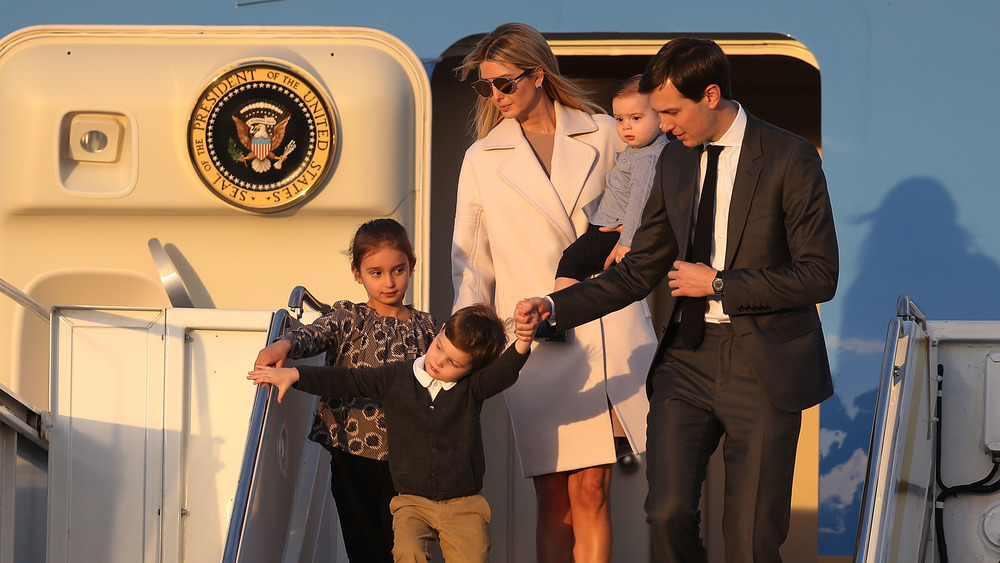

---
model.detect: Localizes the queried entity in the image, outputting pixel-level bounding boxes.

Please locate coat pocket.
[766,308,821,343]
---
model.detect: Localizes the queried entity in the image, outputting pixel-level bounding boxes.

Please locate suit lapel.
[725,114,763,267]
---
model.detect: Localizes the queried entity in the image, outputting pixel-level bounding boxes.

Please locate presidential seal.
[188,61,336,212]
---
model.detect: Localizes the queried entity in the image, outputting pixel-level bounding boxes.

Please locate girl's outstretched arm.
[247,366,300,403]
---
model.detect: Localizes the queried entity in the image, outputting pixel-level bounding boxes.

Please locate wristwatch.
[712,271,724,295]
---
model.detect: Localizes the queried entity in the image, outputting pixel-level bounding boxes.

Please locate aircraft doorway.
[427,33,822,563]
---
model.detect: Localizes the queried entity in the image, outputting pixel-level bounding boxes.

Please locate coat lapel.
[490,102,601,245]
[725,113,763,267]
[550,105,600,219]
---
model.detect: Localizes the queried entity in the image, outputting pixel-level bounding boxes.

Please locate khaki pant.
[389,493,491,563]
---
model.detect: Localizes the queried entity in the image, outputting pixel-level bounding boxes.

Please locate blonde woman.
[451,22,658,563]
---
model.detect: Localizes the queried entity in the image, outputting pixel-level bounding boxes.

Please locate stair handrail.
[287,285,331,320]
[221,308,290,563]
[895,293,927,330]
[0,276,47,322]
[855,294,930,561]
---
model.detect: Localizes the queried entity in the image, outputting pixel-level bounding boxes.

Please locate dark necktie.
[678,144,723,349]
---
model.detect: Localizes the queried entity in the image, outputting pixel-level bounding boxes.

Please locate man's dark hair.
[638,37,732,101]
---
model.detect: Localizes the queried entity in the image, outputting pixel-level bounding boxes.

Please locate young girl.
[253,218,436,563]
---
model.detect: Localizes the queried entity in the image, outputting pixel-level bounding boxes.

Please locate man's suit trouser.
[645,323,802,562]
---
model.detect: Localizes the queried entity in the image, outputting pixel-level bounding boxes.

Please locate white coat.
[451,101,658,477]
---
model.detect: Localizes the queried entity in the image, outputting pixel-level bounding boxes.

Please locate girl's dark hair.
[349,218,417,271]
[444,303,509,370]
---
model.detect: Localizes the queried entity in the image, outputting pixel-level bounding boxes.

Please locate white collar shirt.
[413,356,457,401]
[698,102,747,323]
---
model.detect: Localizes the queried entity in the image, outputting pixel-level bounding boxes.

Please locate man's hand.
[667,260,717,298]
[517,297,552,323]
[513,301,541,351]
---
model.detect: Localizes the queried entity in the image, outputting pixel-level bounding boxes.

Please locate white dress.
[451,101,658,477]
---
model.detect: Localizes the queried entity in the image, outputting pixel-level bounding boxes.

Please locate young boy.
[248,302,539,563]
[553,74,668,291]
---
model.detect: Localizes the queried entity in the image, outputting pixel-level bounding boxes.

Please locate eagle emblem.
[230,103,297,173]
[188,61,337,213]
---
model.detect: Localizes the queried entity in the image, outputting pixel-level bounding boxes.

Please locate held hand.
[603,243,630,270]
[519,297,551,321]
[254,339,292,369]
[513,300,541,343]
[667,260,717,298]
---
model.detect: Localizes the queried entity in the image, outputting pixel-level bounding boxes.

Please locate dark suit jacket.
[551,111,838,413]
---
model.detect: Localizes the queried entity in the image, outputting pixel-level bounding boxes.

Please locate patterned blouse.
[278,300,436,460]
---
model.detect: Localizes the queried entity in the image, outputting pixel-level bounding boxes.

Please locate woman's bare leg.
[533,472,574,563]
[567,464,614,563]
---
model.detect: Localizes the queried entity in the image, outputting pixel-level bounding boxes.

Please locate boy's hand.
[518,297,552,320]
[247,366,300,403]
[254,339,292,369]
[513,300,540,351]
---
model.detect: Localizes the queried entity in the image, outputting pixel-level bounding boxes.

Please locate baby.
[554,74,668,290]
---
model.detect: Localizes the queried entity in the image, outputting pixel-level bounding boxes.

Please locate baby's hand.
[604,243,630,269]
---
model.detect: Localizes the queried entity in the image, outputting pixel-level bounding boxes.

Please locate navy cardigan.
[295,344,528,501]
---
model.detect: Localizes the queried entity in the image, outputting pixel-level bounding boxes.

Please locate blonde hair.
[455,22,604,139]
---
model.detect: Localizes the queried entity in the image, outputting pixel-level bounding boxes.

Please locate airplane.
[1,2,998,561]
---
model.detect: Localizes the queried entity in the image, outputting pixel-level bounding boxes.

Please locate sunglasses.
[471,68,535,98]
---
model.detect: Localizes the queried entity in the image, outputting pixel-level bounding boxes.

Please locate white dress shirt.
[697,103,747,324]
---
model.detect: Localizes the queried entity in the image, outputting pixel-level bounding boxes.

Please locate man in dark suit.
[517,38,838,561]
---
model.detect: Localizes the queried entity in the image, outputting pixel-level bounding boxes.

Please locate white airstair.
[856,295,1000,561]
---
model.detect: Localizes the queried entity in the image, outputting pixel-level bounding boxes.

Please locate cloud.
[820,448,869,510]
[819,519,847,535]
[827,335,885,355]
[820,429,847,458]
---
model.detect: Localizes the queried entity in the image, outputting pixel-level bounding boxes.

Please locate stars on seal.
[203,81,319,191]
